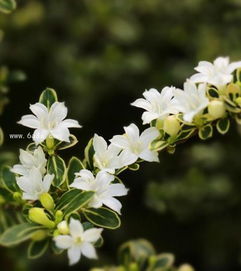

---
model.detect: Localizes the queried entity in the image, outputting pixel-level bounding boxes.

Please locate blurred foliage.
[0,0,16,14]
[91,239,194,271]
[1,0,241,271]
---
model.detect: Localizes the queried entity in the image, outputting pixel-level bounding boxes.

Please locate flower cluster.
[1,57,241,267]
[132,57,241,146]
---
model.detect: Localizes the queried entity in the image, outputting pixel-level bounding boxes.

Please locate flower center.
[74,237,82,245]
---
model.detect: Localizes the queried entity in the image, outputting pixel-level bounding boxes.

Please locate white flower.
[190,57,241,88]
[18,102,81,144]
[93,134,134,173]
[110,123,159,163]
[131,87,179,124]
[11,146,47,176]
[16,168,54,201]
[70,169,128,214]
[173,80,209,123]
[54,218,102,265]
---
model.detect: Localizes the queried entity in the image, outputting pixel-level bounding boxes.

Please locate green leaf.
[198,124,213,140]
[1,166,18,193]
[84,138,95,169]
[207,88,219,98]
[47,155,66,187]
[39,88,58,109]
[27,239,49,259]
[216,118,230,135]
[0,223,44,247]
[176,129,195,141]
[150,139,168,152]
[128,163,140,171]
[0,0,16,14]
[150,253,174,270]
[57,135,78,150]
[83,207,121,229]
[119,239,155,268]
[67,156,85,185]
[56,189,94,216]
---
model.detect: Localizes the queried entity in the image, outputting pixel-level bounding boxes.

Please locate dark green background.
[1,0,241,270]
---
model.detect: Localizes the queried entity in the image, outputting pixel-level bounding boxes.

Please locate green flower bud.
[29,208,55,228]
[31,230,48,241]
[208,100,226,119]
[13,192,22,201]
[178,264,195,271]
[156,119,164,130]
[57,221,69,235]
[40,192,55,210]
[55,210,63,224]
[163,115,180,136]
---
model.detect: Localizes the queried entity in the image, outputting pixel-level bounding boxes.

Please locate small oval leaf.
[47,155,66,187]
[67,156,85,185]
[39,88,58,109]
[83,207,121,229]
[56,189,94,216]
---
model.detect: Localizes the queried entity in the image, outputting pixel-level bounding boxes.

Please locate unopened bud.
[55,210,63,224]
[178,264,195,271]
[208,100,226,119]
[57,221,69,235]
[40,192,55,210]
[156,119,164,130]
[163,115,180,136]
[31,230,48,241]
[13,192,22,201]
[29,207,55,228]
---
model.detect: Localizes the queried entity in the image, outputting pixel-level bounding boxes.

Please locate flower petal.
[139,149,159,162]
[50,102,68,122]
[50,125,70,142]
[83,228,103,243]
[62,119,81,128]
[93,134,108,154]
[102,197,122,214]
[109,183,128,197]
[18,114,39,129]
[43,174,54,192]
[29,103,48,119]
[80,242,97,259]
[54,235,73,249]
[69,218,84,238]
[68,246,81,265]
[32,129,49,144]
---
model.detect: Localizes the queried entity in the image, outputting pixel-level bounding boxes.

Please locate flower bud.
[163,115,180,136]
[178,264,195,271]
[55,210,64,224]
[57,221,69,235]
[13,192,22,201]
[31,230,48,241]
[29,207,55,228]
[208,100,226,119]
[156,119,164,130]
[40,192,55,210]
